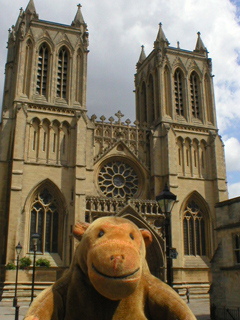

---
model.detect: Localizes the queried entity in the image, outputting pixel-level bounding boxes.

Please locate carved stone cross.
[115,110,124,124]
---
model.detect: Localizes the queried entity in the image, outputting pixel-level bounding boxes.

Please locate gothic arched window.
[190,72,200,118]
[23,39,33,97]
[140,81,147,125]
[183,200,207,256]
[174,68,184,116]
[204,74,214,123]
[57,46,68,99]
[164,65,171,117]
[234,234,240,264]
[36,43,49,96]
[148,74,155,124]
[29,188,58,253]
[76,49,82,104]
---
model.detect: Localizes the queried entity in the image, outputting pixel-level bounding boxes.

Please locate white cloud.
[224,137,240,172]
[228,182,240,198]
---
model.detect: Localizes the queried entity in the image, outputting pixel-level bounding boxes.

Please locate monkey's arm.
[145,274,196,320]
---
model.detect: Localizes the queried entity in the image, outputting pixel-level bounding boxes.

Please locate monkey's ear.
[140,229,152,248]
[73,222,90,241]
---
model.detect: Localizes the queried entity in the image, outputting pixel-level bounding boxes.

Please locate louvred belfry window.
[174,69,184,116]
[190,72,200,118]
[36,44,49,96]
[57,47,68,99]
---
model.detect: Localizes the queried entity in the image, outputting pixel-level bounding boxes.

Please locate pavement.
[0,298,210,319]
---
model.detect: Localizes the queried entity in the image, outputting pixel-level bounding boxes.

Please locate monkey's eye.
[98,230,104,238]
[130,233,134,240]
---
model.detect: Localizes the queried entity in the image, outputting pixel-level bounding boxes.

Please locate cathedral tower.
[0,0,89,265]
[135,24,228,286]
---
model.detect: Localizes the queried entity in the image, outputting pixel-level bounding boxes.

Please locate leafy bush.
[36,258,50,268]
[19,257,32,270]
[6,262,16,270]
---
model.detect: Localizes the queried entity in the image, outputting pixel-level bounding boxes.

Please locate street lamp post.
[13,242,22,320]
[30,233,40,304]
[156,183,177,287]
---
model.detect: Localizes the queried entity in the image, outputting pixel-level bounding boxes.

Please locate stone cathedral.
[0,0,228,296]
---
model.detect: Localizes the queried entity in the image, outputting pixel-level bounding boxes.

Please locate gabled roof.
[94,140,150,174]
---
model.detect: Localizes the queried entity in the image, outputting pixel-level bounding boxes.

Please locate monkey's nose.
[111,255,124,261]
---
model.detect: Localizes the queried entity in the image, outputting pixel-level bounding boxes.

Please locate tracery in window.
[190,72,200,118]
[57,46,68,99]
[29,188,58,253]
[98,160,139,198]
[36,43,49,96]
[174,68,184,116]
[183,200,206,256]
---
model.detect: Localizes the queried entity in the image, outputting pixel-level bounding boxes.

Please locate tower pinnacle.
[25,0,36,14]
[156,23,169,45]
[195,32,207,53]
[72,3,85,27]
[139,45,146,63]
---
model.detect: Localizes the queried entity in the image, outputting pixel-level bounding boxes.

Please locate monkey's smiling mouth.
[92,263,140,280]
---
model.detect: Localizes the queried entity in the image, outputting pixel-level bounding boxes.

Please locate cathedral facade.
[0,0,228,294]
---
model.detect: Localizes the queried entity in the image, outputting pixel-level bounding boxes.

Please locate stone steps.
[0,282,53,302]
[173,283,210,300]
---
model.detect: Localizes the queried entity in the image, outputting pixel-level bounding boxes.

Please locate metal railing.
[212,307,240,320]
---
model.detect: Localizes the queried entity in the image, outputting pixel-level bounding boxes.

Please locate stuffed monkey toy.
[24,216,196,320]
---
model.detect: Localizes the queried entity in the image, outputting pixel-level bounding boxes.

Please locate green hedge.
[36,258,50,268]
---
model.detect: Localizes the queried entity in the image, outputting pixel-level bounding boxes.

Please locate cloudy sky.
[0,0,240,199]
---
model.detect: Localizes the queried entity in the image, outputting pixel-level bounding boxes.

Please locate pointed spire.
[72,4,85,27]
[25,0,36,14]
[195,32,207,53]
[138,45,146,64]
[156,23,169,45]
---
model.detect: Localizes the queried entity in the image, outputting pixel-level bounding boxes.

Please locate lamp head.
[15,242,22,256]
[31,233,40,247]
[156,183,177,215]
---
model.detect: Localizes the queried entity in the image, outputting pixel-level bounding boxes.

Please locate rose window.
[98,161,139,198]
